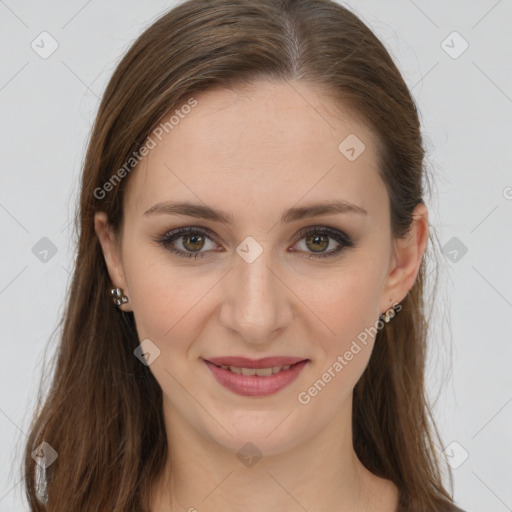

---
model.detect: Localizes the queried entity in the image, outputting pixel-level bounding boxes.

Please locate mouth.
[203,356,309,397]
[208,360,303,376]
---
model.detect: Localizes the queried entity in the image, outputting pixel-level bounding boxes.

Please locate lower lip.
[204,359,309,397]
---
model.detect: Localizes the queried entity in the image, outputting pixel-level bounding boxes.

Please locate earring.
[110,287,128,306]
[380,303,399,323]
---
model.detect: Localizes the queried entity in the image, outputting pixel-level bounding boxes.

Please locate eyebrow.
[143,199,367,224]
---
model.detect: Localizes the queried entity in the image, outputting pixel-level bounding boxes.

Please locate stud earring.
[110,287,128,306]
[379,291,409,324]
[380,303,400,323]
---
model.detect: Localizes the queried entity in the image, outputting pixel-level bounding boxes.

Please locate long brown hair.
[21,0,458,510]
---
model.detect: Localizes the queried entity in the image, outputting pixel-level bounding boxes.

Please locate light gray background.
[1,1,511,511]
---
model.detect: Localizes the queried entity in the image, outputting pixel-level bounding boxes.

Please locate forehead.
[123,80,386,222]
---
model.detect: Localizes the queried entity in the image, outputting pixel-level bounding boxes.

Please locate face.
[95,80,427,456]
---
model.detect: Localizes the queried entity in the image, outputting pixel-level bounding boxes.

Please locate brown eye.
[182,233,206,252]
[304,234,330,253]
[293,226,355,259]
[157,227,218,259]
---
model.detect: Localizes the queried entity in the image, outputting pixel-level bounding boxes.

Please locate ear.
[379,202,429,314]
[94,211,132,312]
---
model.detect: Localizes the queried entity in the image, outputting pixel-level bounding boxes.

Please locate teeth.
[255,367,273,376]
[217,364,295,375]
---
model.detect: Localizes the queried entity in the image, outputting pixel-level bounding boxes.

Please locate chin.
[201,411,310,458]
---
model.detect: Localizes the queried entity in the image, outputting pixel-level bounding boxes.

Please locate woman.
[22,0,466,510]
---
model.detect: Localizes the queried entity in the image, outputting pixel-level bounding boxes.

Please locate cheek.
[124,246,218,348]
[297,262,384,342]
[295,263,384,392]
[296,280,380,413]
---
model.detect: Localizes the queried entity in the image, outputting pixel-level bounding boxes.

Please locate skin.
[95,80,429,512]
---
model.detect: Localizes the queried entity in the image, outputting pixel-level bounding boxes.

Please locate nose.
[218,247,293,346]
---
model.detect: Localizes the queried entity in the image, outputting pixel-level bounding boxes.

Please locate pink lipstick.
[204,356,309,396]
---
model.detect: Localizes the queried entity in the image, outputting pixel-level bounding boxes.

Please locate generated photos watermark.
[94,96,198,200]
[297,303,402,405]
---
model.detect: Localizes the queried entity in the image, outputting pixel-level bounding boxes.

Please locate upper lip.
[205,356,308,369]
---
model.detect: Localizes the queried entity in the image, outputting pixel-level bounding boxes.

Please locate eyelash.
[154,225,355,260]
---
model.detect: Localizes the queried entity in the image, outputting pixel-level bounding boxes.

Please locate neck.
[149,395,399,512]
